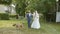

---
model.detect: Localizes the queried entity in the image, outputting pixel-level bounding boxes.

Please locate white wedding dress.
[31,11,40,29]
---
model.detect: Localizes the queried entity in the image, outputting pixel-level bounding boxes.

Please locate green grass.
[0,19,60,34]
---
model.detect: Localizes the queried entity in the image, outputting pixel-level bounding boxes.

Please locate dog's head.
[13,24,16,26]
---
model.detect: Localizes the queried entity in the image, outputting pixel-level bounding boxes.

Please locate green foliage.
[13,0,56,16]
[0,0,12,5]
[26,0,56,13]
[10,15,16,18]
[9,15,16,18]
[0,13,9,20]
[15,0,26,16]
[44,12,56,22]
[0,0,56,16]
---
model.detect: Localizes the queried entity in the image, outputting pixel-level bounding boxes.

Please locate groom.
[26,11,32,28]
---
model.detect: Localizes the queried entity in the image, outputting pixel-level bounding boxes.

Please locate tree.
[13,0,56,17]
[26,0,56,13]
[0,0,12,5]
[12,0,27,19]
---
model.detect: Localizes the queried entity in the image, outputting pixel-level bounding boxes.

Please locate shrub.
[44,12,56,22]
[9,15,16,18]
[9,15,17,19]
[0,13,9,20]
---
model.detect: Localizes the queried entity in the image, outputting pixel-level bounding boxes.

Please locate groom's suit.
[26,13,32,28]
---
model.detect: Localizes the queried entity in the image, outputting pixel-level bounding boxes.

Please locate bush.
[10,15,16,18]
[9,15,17,19]
[0,13,9,20]
[9,15,24,19]
[44,12,56,22]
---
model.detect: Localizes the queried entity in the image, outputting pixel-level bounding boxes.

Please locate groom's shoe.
[28,26,31,28]
[28,27,30,28]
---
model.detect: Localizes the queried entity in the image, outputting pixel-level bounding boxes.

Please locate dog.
[13,23,24,30]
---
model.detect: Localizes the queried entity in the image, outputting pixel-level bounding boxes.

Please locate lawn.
[0,19,60,34]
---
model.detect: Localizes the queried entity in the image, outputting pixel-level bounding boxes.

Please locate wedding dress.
[31,11,40,29]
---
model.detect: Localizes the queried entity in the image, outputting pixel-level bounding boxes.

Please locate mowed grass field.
[0,19,60,34]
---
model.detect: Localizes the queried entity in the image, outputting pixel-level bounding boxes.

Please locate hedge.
[0,13,9,20]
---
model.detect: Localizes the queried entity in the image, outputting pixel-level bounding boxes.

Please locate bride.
[31,11,40,29]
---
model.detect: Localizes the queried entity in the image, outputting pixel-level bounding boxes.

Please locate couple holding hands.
[26,10,40,29]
